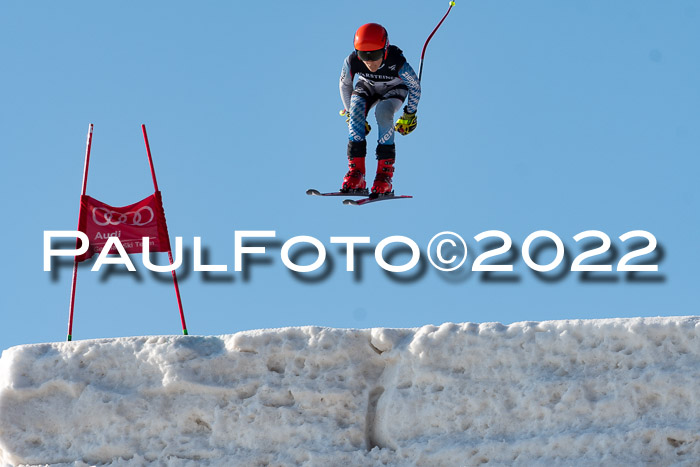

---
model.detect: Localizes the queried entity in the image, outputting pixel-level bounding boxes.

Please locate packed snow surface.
[1,317,699,466]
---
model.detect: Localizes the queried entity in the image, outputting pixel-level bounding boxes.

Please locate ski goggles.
[356,49,384,62]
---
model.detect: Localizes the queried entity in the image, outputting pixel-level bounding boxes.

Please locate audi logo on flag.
[92,206,155,226]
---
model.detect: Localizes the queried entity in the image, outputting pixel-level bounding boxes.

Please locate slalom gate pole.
[141,124,189,336]
[418,1,456,82]
[67,123,94,341]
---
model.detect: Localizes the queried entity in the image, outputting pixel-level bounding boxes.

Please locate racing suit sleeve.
[398,62,421,114]
[339,55,354,112]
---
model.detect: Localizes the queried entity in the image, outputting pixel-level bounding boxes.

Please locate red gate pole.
[141,124,188,336]
[67,123,94,341]
[418,1,456,82]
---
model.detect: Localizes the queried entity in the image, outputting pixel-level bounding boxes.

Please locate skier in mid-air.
[339,23,421,197]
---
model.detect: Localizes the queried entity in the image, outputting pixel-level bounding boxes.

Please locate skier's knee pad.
[374,103,396,128]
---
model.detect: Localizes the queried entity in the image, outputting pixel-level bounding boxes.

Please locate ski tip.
[306,189,321,196]
[342,199,359,205]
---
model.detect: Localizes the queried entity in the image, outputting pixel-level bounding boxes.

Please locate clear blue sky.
[1,1,698,351]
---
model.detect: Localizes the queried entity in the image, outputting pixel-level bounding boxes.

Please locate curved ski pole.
[418,1,456,82]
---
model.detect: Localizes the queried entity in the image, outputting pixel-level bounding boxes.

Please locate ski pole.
[418,1,456,82]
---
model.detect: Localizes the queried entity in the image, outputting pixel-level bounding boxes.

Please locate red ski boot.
[371,158,395,197]
[341,156,367,193]
[341,141,368,194]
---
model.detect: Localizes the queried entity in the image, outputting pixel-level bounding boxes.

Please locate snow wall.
[1,317,699,466]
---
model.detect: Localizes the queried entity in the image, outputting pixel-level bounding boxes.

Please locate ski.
[307,188,412,205]
[306,188,368,197]
[343,194,413,206]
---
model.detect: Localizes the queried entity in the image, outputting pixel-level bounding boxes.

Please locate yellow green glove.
[395,108,417,135]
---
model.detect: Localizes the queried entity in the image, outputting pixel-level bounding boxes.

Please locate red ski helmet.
[354,23,389,61]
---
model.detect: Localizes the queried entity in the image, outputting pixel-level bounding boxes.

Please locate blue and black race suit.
[339,45,421,146]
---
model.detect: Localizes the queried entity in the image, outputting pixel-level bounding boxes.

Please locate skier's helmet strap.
[354,23,389,60]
